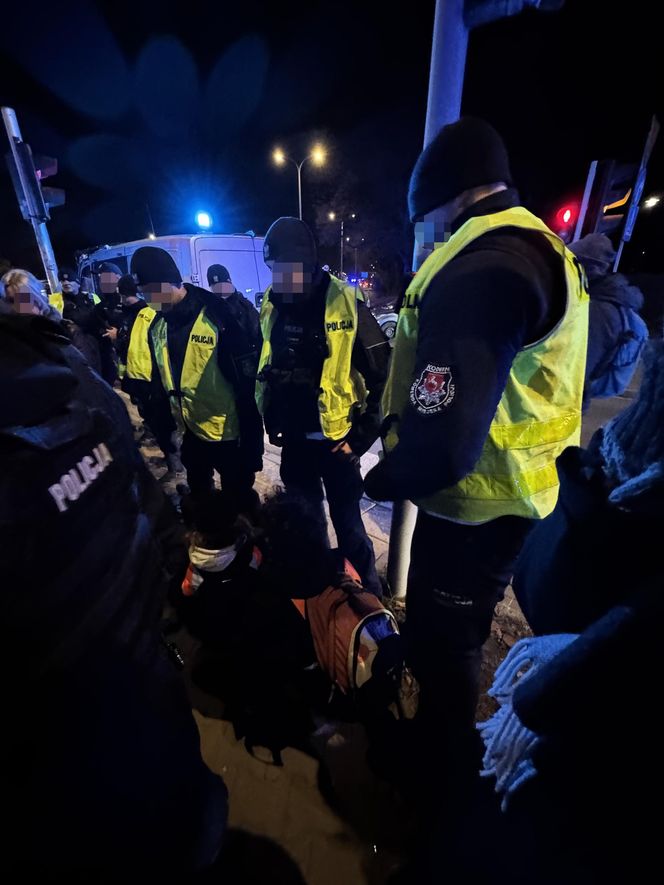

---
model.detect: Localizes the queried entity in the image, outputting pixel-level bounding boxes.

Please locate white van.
[77,234,270,305]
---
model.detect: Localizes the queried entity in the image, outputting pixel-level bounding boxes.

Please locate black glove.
[363,459,396,502]
[347,412,381,457]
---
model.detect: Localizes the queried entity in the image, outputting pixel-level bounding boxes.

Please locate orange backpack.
[294,563,419,718]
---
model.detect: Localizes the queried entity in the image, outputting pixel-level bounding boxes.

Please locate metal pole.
[2,106,60,302]
[297,161,303,221]
[387,0,469,600]
[340,220,344,274]
[573,160,597,242]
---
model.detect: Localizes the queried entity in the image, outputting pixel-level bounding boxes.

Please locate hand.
[103,326,118,341]
[331,440,353,455]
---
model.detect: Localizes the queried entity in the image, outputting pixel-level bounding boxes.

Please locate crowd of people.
[1,116,660,882]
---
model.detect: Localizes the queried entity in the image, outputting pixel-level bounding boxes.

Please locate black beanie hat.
[207,264,231,286]
[118,273,139,297]
[130,247,182,286]
[59,266,78,282]
[95,261,123,276]
[263,217,318,269]
[408,117,513,222]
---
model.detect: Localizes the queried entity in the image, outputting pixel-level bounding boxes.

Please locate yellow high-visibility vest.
[152,307,239,442]
[255,277,364,441]
[383,207,589,522]
[125,305,156,382]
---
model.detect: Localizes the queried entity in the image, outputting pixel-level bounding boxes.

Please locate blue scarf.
[478,633,577,810]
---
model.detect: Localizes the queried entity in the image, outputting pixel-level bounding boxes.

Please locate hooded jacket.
[0,314,227,877]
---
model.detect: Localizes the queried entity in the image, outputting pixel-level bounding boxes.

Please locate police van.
[77,233,271,303]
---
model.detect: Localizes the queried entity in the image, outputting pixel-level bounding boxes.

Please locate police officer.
[256,217,390,596]
[0,308,227,877]
[207,263,261,351]
[59,267,102,374]
[130,246,263,500]
[109,273,180,472]
[364,118,589,764]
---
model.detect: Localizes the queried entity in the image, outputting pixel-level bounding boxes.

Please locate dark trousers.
[280,439,381,596]
[406,511,533,740]
[181,430,255,500]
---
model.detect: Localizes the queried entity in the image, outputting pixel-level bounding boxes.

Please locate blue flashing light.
[196,211,212,229]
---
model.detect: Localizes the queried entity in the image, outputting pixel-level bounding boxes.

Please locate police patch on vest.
[326,319,354,332]
[191,333,215,345]
[410,364,455,413]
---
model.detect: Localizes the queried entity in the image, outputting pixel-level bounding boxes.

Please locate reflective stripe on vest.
[383,207,589,522]
[255,277,363,441]
[125,305,156,382]
[151,307,239,442]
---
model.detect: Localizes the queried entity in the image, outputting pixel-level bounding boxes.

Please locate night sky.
[1,0,661,274]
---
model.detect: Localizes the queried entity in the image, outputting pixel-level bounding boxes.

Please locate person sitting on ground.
[178,488,314,762]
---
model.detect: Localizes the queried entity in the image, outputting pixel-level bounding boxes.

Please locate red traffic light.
[556,204,578,228]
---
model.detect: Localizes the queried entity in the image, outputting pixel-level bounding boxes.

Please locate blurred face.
[4,284,40,315]
[210,281,235,297]
[99,272,121,294]
[270,262,313,299]
[413,218,452,270]
[121,292,140,306]
[61,278,79,295]
[139,282,186,311]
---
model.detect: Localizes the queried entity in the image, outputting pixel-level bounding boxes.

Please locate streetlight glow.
[644,195,660,209]
[273,148,286,166]
[310,144,326,166]
[328,211,336,221]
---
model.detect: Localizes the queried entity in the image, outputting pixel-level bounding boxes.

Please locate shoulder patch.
[410,364,455,413]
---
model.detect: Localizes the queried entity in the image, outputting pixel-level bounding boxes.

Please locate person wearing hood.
[255,217,390,597]
[131,246,263,500]
[363,118,589,767]
[0,309,227,878]
[568,233,648,408]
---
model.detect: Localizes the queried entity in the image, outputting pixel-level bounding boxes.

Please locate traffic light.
[553,202,578,243]
[4,144,64,223]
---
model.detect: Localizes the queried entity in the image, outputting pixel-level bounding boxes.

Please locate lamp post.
[328,211,356,275]
[273,144,327,220]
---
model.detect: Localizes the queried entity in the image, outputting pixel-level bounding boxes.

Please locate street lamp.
[644,195,660,209]
[327,211,357,275]
[272,143,327,220]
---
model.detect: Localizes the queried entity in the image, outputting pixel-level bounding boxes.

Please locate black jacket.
[155,284,264,468]
[365,189,566,502]
[513,442,663,635]
[0,314,227,877]
[262,272,390,455]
